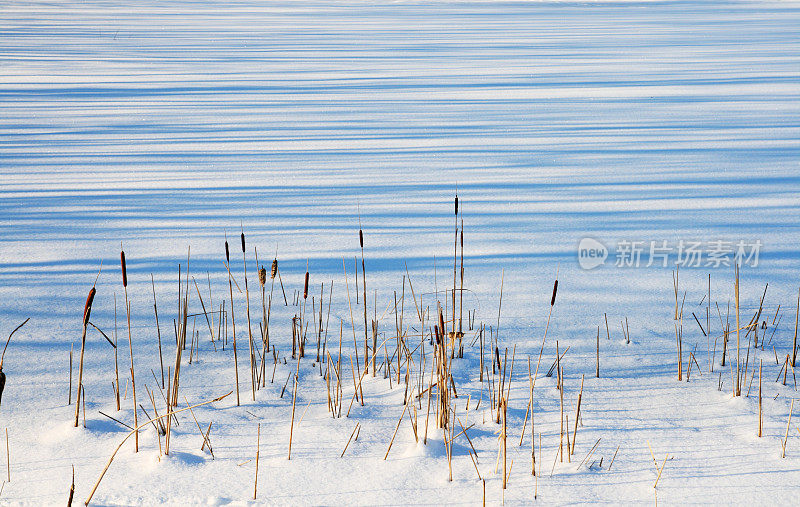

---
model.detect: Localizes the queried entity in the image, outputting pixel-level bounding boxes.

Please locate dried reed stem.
[385,398,409,460]
[68,465,74,506]
[69,343,73,405]
[151,275,164,388]
[782,399,794,458]
[595,326,600,378]
[653,454,668,489]
[254,423,260,499]
[735,265,741,396]
[758,359,763,437]
[341,422,360,458]
[571,374,584,456]
[1,318,30,372]
[501,397,508,489]
[359,222,368,374]
[288,375,298,460]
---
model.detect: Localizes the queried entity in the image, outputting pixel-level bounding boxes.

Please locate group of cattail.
[22,190,800,507]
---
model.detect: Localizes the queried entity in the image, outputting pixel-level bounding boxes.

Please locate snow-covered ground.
[1,0,800,504]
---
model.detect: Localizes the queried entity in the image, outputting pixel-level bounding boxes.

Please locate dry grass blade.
[1,318,31,370]
[341,422,360,458]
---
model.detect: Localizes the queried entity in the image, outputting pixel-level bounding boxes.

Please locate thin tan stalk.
[571,374,584,455]
[341,422,360,458]
[254,423,260,499]
[758,359,763,437]
[288,375,298,460]
[782,399,794,458]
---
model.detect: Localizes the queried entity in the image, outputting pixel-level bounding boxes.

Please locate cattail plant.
[532,272,559,393]
[258,265,268,384]
[241,228,256,401]
[271,256,288,306]
[358,214,368,372]
[151,275,164,389]
[452,193,458,338]
[120,248,139,451]
[74,288,95,426]
[225,234,240,406]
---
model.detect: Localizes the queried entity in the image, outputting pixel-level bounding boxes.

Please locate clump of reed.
[61,194,800,507]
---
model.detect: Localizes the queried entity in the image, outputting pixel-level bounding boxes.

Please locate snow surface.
[1,0,800,504]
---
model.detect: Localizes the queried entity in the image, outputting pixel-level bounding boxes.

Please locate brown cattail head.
[270,259,277,279]
[258,267,266,286]
[359,229,363,249]
[240,232,245,253]
[438,306,445,339]
[303,271,309,299]
[83,287,96,326]
[550,279,558,306]
[225,240,230,263]
[120,251,128,287]
[455,194,458,216]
